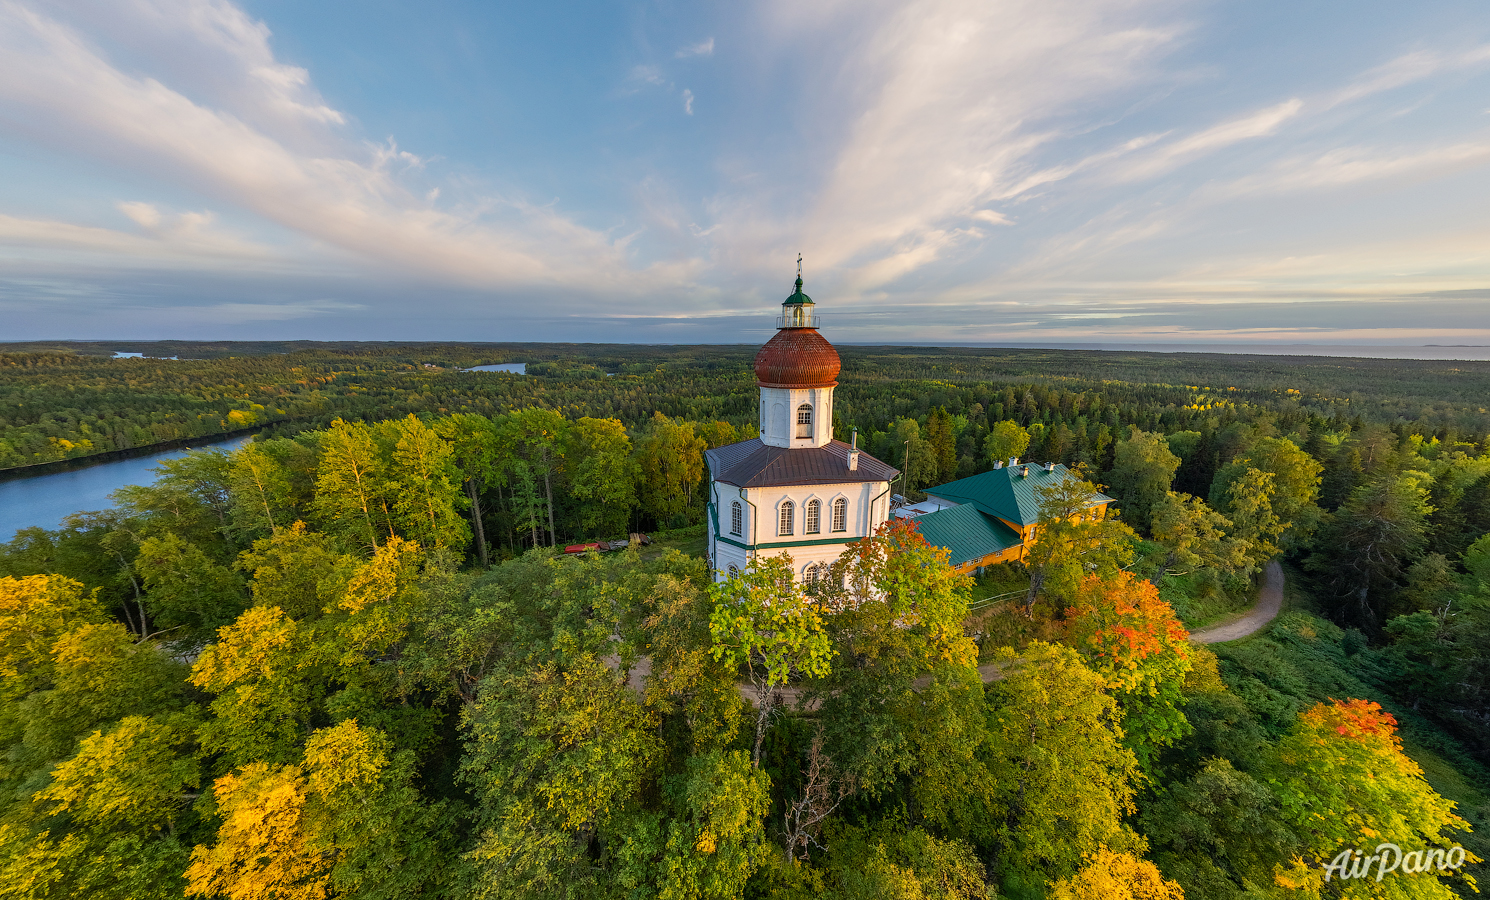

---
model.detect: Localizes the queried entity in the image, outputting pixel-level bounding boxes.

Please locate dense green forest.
[4,341,1489,471]
[1,343,1487,898]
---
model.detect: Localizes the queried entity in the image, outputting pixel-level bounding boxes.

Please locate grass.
[644,523,707,559]
[1159,567,1256,629]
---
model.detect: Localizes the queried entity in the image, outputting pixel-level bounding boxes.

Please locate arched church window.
[796,404,813,438]
[727,564,739,578]
[778,500,794,536]
[805,499,821,534]
[805,563,820,587]
[831,498,848,532]
[730,501,743,536]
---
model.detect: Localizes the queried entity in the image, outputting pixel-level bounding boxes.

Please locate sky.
[2,0,1490,347]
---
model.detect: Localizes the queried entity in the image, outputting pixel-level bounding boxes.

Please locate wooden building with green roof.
[907,462,1113,574]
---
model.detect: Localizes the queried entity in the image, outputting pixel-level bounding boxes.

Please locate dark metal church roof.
[707,438,898,489]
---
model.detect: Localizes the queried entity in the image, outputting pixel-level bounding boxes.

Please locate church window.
[730,501,743,536]
[805,499,821,534]
[831,498,848,532]
[727,564,739,578]
[805,563,820,588]
[778,500,794,536]
[796,404,813,438]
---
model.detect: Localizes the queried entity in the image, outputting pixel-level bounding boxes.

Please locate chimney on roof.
[1045,461,1055,472]
[994,460,1003,469]
[848,428,860,471]
[1009,457,1018,468]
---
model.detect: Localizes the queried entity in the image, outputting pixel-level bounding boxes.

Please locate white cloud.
[682,88,694,115]
[1202,141,1490,200]
[1106,99,1304,183]
[676,37,714,58]
[721,0,1184,290]
[1329,43,1490,108]
[0,0,684,303]
[627,64,667,88]
[0,210,274,264]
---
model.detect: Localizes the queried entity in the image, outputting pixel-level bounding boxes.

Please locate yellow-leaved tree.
[1049,846,1185,900]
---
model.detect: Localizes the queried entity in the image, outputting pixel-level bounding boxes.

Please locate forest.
[4,341,1490,472]
[0,341,1488,899]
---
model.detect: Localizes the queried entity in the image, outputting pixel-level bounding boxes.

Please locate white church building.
[706,270,898,583]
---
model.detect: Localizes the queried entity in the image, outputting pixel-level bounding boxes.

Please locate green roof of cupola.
[783,276,814,306]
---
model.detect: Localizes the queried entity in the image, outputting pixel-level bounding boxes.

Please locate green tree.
[1149,491,1248,578]
[813,520,983,813]
[1211,437,1322,548]
[565,416,638,540]
[1106,427,1181,535]
[1308,472,1433,625]
[460,655,662,900]
[435,414,502,566]
[982,643,1143,880]
[925,406,956,483]
[1023,469,1137,613]
[36,713,200,834]
[134,533,247,639]
[235,522,343,621]
[388,414,470,551]
[227,442,293,540]
[1143,758,1301,897]
[313,419,393,551]
[888,418,937,495]
[985,420,1032,469]
[636,413,707,527]
[709,555,833,766]
[502,409,570,546]
[1216,467,1283,568]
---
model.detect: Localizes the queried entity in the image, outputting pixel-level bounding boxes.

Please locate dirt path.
[1186,560,1284,645]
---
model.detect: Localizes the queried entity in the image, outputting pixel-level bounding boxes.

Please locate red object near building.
[563,542,607,554]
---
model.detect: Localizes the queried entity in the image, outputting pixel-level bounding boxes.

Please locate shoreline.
[0,426,263,484]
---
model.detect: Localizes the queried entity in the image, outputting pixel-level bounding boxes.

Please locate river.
[0,435,252,543]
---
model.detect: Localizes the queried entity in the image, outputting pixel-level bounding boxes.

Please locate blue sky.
[2,0,1489,346]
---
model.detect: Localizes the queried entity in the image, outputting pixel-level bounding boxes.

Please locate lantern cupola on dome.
[778,254,819,329]
[753,257,839,449]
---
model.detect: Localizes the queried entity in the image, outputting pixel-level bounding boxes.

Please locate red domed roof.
[754,328,840,388]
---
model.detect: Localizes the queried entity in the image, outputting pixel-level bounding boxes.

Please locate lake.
[0,435,252,543]
[464,363,526,374]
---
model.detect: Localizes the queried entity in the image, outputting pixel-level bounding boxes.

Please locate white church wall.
[758,385,834,448]
[708,476,893,583]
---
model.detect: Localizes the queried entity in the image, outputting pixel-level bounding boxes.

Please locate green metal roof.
[782,276,814,306]
[925,463,1112,527]
[911,504,1022,566]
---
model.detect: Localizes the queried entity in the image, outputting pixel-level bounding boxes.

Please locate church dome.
[754,328,840,388]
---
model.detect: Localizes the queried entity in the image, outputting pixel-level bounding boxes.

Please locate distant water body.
[0,435,252,543]
[463,363,526,373]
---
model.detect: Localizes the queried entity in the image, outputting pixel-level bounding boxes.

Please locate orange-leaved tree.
[1064,571,1193,773]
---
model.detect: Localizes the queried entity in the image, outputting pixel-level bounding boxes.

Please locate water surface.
[463,363,526,374]
[0,436,252,542]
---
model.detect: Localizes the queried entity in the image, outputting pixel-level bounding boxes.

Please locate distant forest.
[4,341,1489,472]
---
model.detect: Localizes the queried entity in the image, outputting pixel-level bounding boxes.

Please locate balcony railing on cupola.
[776,312,822,329]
